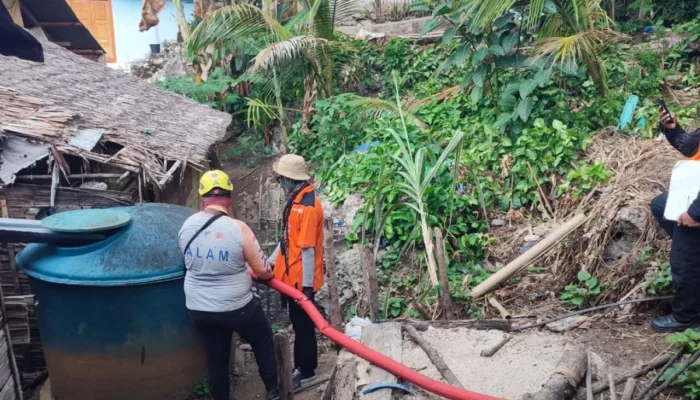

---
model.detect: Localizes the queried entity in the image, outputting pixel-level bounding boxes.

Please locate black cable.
[514,295,673,331]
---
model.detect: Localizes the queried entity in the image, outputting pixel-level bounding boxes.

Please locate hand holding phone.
[658,98,677,130]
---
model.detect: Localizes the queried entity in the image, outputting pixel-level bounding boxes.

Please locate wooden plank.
[323,218,342,329]
[360,322,402,400]
[361,247,379,320]
[0,200,21,295]
[434,228,453,320]
[274,333,294,400]
[330,359,357,400]
[0,272,23,399]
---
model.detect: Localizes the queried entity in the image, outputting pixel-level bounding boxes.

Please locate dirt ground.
[233,338,338,400]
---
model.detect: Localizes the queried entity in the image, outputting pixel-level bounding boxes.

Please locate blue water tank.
[16,203,206,400]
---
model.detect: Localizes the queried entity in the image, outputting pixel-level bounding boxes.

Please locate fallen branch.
[634,347,684,400]
[621,378,636,400]
[531,348,588,400]
[574,353,674,399]
[640,347,700,400]
[609,373,617,400]
[403,324,463,388]
[488,297,511,319]
[394,319,511,332]
[480,334,512,357]
[517,296,673,331]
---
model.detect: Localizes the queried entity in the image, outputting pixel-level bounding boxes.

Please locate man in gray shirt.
[179,170,278,400]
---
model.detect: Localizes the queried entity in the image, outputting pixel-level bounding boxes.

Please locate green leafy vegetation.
[663,329,700,398]
[154,0,700,319]
[560,270,602,306]
[192,380,211,396]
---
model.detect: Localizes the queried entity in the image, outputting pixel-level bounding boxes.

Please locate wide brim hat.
[273,154,311,181]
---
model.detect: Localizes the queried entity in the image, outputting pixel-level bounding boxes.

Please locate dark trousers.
[288,293,318,378]
[652,192,700,323]
[189,298,278,400]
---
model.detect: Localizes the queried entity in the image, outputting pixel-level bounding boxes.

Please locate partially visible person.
[650,107,700,332]
[179,170,278,400]
[267,155,324,389]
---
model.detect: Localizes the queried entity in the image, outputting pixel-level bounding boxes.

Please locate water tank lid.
[41,209,132,233]
[17,203,195,286]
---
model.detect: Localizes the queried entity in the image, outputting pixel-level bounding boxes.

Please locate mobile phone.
[657,98,671,115]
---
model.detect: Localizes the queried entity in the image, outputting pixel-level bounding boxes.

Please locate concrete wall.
[110,0,194,68]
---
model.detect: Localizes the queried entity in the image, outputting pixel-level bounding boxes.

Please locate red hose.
[256,275,506,400]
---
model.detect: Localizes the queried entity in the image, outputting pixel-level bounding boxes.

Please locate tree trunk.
[301,74,318,134]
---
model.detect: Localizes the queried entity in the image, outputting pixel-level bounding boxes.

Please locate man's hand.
[678,212,700,227]
[302,287,314,301]
[660,106,678,130]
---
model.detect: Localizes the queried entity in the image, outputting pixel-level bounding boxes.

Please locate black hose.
[514,295,673,331]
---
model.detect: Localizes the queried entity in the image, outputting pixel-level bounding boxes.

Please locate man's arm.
[660,109,700,157]
[240,221,273,280]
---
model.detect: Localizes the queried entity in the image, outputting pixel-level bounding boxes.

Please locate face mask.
[277,176,299,193]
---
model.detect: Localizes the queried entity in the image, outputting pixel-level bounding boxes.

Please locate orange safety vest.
[274,185,325,292]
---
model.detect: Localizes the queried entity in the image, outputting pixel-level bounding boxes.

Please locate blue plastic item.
[19,203,192,285]
[616,95,639,133]
[362,382,414,395]
[41,208,131,233]
[16,203,206,400]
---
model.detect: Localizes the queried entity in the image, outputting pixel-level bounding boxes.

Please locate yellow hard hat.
[199,170,233,196]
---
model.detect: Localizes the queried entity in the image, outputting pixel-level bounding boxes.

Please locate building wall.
[110,0,194,68]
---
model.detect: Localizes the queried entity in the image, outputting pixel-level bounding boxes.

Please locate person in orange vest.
[650,107,700,332]
[267,155,324,388]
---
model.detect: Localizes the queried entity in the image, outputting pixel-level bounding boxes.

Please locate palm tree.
[460,0,624,96]
[186,0,356,137]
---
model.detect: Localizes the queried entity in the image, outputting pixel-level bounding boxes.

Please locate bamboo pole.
[470,214,587,298]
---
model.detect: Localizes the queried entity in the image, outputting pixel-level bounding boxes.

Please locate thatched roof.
[0,39,231,186]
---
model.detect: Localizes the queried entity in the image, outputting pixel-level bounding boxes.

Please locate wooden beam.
[0,260,24,400]
[0,200,21,296]
[362,323,403,400]
[14,173,126,181]
[274,333,294,400]
[323,218,342,329]
[158,160,182,187]
[361,246,379,320]
[39,22,82,27]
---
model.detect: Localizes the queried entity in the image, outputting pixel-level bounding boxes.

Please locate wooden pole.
[323,218,342,329]
[274,333,294,400]
[433,228,453,320]
[362,246,380,320]
[470,214,587,298]
[403,324,463,388]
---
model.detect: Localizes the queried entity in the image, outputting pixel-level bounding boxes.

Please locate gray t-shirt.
[178,212,269,312]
